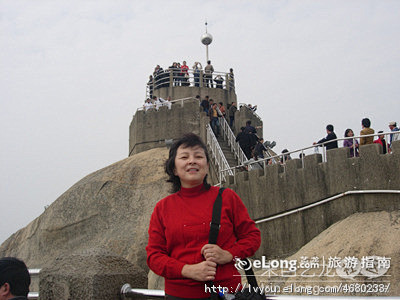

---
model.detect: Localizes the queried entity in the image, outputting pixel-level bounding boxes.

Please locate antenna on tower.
[201,21,213,62]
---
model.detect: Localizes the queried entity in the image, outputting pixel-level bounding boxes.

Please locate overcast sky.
[1,0,399,244]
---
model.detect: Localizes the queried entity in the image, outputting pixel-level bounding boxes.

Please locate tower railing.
[137,96,197,112]
[238,103,262,122]
[206,124,234,183]
[147,68,235,99]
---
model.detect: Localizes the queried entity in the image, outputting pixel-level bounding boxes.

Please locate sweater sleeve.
[224,190,261,259]
[146,203,186,279]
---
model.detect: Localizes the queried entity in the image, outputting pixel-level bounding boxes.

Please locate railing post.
[200,71,204,87]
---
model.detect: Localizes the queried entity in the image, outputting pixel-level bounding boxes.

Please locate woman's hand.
[181,261,217,281]
[201,244,233,265]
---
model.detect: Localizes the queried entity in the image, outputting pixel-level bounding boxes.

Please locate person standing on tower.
[388,121,399,152]
[181,61,189,86]
[313,124,338,150]
[228,102,237,128]
[204,60,214,88]
[228,68,235,91]
[192,62,202,87]
[147,75,154,99]
[360,118,375,146]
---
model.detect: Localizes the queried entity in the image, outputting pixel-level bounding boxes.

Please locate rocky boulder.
[256,210,400,296]
[0,148,170,285]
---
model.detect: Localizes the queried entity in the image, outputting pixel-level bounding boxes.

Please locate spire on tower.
[201,21,213,61]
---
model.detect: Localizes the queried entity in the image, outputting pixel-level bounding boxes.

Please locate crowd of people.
[147,61,235,97]
[197,94,265,162]
[313,118,399,156]
[143,93,398,166]
[236,117,399,169]
[198,95,240,138]
[235,121,262,160]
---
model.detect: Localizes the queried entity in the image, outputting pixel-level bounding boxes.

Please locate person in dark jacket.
[200,96,210,115]
[228,102,237,128]
[254,138,268,159]
[236,127,252,159]
[244,120,259,153]
[313,124,338,150]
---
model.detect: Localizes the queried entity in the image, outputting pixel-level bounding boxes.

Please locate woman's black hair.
[165,133,211,193]
[344,128,352,137]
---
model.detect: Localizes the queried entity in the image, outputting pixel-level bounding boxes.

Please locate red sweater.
[146,184,261,298]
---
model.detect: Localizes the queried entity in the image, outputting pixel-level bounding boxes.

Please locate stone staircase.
[216,136,238,169]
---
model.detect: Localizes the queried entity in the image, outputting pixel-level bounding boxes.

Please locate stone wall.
[129,85,247,156]
[233,105,263,137]
[129,89,263,155]
[226,141,400,258]
[129,100,202,155]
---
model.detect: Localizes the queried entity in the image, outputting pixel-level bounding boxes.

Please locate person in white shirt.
[143,98,154,111]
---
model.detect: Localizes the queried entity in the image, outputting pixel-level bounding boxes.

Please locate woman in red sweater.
[146,133,261,299]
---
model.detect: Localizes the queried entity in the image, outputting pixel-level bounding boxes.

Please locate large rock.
[256,210,400,296]
[39,248,145,300]
[0,148,170,284]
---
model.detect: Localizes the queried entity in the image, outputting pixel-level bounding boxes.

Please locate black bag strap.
[208,187,225,300]
[239,258,259,288]
[208,187,261,300]
[209,187,225,244]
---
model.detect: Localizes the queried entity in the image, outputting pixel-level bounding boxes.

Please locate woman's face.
[174,145,209,188]
[348,130,354,137]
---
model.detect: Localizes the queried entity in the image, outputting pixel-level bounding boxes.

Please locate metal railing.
[206,124,234,183]
[28,268,41,300]
[255,190,400,224]
[313,130,396,161]
[216,106,279,173]
[138,96,198,112]
[121,284,164,299]
[147,68,235,98]
[220,130,399,179]
[238,103,262,122]
[217,107,250,167]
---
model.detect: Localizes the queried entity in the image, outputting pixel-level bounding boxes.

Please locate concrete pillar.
[200,71,204,88]
[169,71,173,87]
